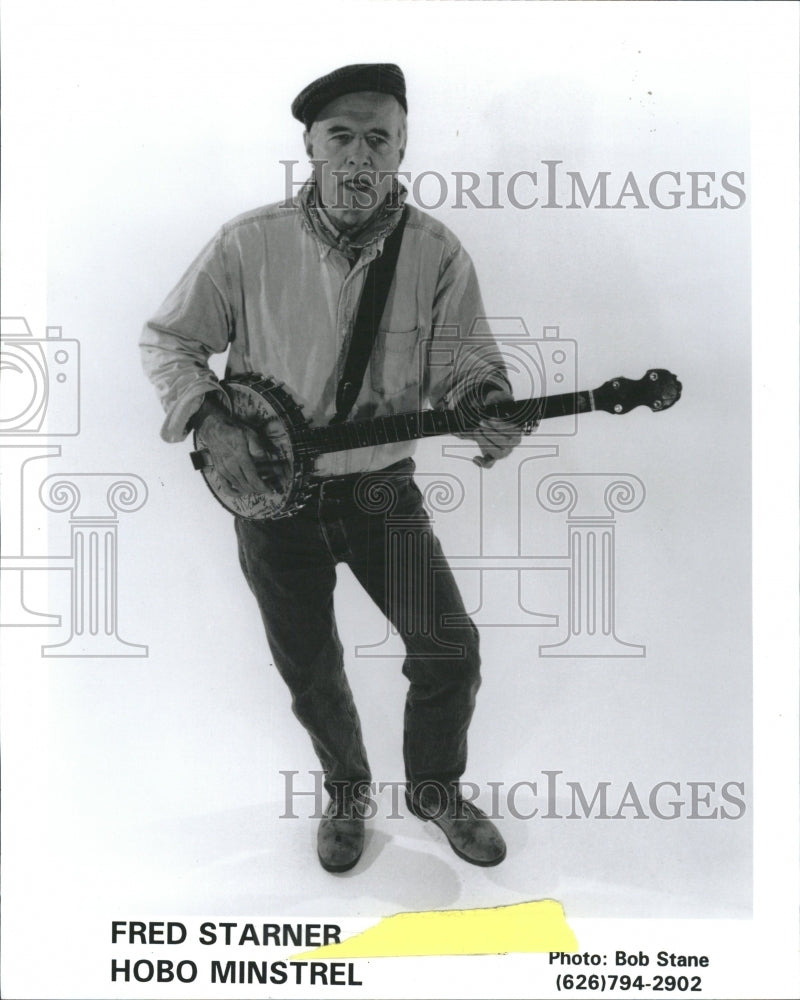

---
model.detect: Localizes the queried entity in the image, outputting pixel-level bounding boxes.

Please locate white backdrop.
[2,2,796,999]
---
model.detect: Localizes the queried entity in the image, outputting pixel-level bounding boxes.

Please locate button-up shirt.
[140,182,510,476]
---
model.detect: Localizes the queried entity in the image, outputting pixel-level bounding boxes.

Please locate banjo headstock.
[593,369,682,415]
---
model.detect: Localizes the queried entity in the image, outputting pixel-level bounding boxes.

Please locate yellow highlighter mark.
[295,899,577,959]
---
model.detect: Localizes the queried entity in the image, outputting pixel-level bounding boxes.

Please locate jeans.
[234,459,481,802]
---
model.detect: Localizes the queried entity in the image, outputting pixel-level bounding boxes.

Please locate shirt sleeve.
[426,241,512,413]
[140,231,234,442]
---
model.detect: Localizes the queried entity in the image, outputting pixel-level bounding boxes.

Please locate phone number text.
[556,974,702,993]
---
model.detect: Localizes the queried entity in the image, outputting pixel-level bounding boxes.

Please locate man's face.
[304,91,406,231]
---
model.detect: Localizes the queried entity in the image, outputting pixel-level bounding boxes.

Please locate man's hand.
[191,396,286,496]
[469,387,523,469]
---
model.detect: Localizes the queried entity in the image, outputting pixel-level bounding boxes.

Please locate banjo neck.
[304,392,586,455]
[303,369,681,456]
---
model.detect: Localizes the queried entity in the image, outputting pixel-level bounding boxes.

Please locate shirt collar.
[297,175,407,259]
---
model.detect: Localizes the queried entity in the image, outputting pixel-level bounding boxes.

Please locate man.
[141,63,521,873]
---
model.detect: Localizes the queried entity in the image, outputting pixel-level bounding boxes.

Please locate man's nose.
[346,138,373,168]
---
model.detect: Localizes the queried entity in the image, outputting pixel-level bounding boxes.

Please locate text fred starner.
[111,920,362,987]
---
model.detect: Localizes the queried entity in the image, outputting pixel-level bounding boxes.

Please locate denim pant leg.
[339,474,482,790]
[234,514,371,800]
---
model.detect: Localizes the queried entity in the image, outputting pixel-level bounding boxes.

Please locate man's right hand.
[191,395,276,496]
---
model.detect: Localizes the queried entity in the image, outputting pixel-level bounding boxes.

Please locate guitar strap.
[331,206,408,424]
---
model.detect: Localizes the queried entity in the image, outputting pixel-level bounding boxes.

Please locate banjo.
[190,368,682,520]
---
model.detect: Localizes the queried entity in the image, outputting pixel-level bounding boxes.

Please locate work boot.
[406,784,506,867]
[316,797,365,873]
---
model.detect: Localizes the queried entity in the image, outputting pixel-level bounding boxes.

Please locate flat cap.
[291,63,407,128]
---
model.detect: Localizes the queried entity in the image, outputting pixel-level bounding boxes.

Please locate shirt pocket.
[370,327,420,398]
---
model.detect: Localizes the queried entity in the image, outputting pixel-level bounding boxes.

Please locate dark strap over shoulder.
[332,207,408,424]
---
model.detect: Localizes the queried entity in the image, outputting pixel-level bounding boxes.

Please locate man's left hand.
[470,387,523,469]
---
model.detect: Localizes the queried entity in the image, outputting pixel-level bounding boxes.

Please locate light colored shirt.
[141,185,509,476]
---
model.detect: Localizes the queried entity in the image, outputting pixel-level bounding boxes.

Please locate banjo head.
[193,375,315,520]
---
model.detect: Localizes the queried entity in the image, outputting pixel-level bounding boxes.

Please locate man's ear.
[303,129,314,159]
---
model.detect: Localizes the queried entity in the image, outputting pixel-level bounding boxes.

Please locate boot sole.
[317,851,363,874]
